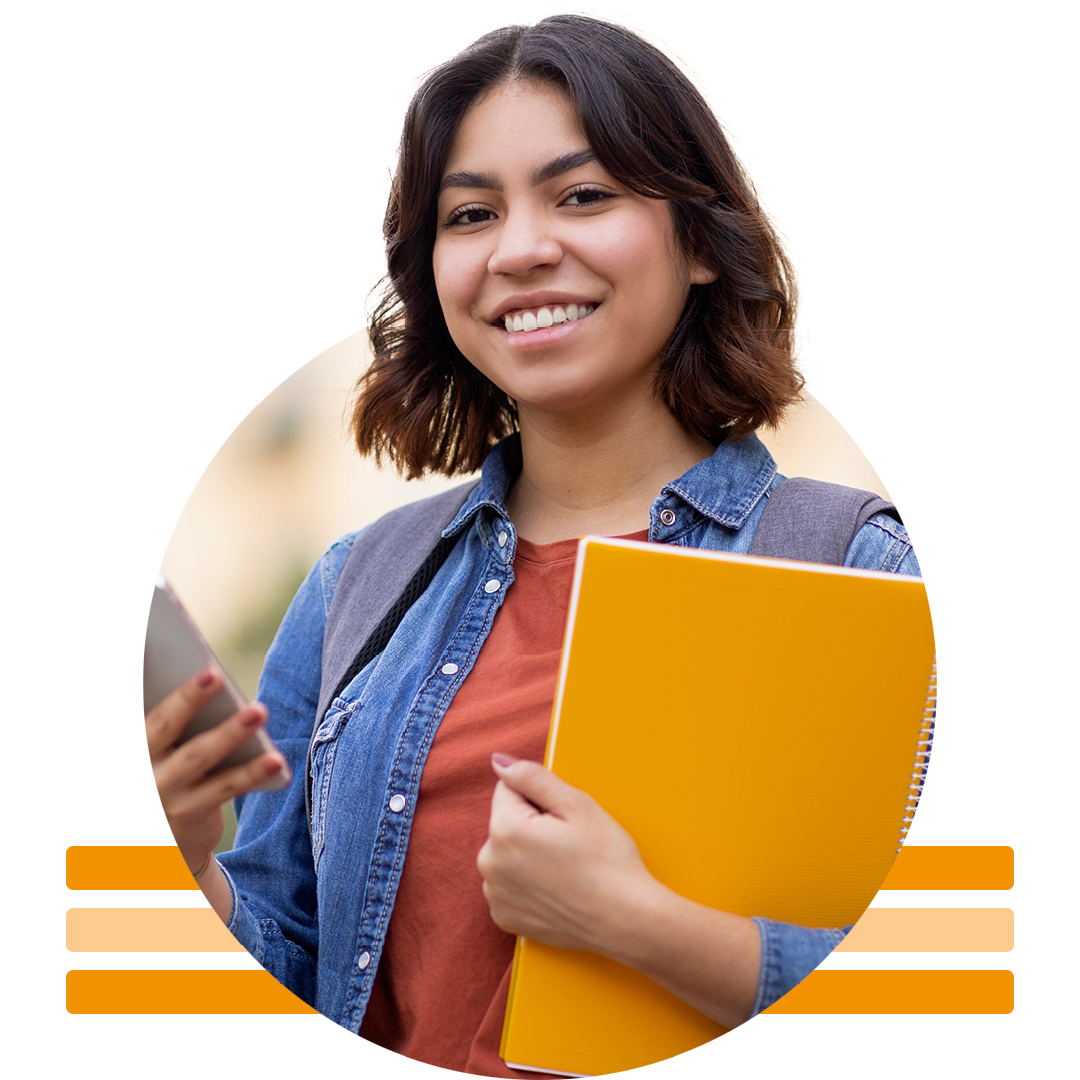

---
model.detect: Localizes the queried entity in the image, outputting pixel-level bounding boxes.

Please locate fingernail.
[492,752,517,769]
[196,669,215,689]
[240,706,263,728]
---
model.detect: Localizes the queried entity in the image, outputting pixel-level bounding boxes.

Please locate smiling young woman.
[146,14,920,1077]
[431,79,718,541]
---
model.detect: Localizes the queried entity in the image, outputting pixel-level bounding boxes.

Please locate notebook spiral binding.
[897,657,937,852]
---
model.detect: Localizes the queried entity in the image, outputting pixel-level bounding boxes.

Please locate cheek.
[432,255,491,372]
[433,248,482,328]
[431,249,454,315]
[599,218,690,315]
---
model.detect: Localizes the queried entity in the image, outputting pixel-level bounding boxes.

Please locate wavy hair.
[353,14,802,478]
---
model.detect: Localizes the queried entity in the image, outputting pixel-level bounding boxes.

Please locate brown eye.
[445,204,495,227]
[562,186,613,208]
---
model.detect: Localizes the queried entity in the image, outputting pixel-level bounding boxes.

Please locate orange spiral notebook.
[500,537,936,1076]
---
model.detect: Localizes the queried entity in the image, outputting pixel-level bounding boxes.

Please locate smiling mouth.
[500,303,596,334]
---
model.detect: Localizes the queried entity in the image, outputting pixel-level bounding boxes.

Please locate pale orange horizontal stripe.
[65,907,1015,955]
[880,846,1013,890]
[66,970,318,1014]
[67,846,198,890]
[66,909,246,952]
[764,969,1013,1013]
[837,908,1013,952]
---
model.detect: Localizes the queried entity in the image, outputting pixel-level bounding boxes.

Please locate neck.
[505,397,714,544]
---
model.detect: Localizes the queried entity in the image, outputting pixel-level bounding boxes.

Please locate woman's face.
[433,80,714,423]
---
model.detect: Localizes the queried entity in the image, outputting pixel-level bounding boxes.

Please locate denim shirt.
[218,432,919,1033]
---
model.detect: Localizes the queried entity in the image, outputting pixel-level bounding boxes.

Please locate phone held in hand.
[144,576,292,792]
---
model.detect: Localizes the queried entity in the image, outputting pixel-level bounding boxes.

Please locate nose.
[486,209,563,277]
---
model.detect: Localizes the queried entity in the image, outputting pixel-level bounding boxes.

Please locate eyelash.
[443,203,494,228]
[441,185,615,228]
[562,184,614,208]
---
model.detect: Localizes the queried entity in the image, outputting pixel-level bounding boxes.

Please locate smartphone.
[143,576,292,792]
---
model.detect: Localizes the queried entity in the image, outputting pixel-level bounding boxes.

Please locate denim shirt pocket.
[309,697,358,873]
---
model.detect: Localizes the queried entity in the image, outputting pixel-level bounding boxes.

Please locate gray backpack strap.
[306,479,478,827]
[748,477,900,566]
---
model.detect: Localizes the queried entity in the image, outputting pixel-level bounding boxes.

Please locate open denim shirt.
[218,432,919,1032]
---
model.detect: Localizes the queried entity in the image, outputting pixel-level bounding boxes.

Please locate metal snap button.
[357,951,371,970]
[660,508,676,526]
[484,579,502,594]
[498,530,508,548]
[441,662,459,675]
[388,794,406,813]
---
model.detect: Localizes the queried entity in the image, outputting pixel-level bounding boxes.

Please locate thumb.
[490,753,581,818]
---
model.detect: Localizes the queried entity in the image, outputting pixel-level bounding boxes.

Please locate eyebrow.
[439,149,597,194]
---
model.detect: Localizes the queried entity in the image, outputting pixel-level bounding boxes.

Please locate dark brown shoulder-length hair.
[353,14,802,479]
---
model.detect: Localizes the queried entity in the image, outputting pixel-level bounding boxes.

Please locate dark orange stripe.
[68,968,1012,1016]
[67,847,198,891]
[764,970,1013,1014]
[880,847,1013,890]
[70,845,1015,892]
[65,970,318,1014]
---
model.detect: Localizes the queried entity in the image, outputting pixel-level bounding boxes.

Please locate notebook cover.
[501,538,935,1076]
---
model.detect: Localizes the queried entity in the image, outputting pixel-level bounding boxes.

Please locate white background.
[4,1,1076,1076]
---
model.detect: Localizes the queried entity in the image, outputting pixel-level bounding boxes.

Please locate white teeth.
[502,304,594,333]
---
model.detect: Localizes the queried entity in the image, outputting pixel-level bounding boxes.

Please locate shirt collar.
[660,431,777,530]
[443,429,778,538]
[444,435,520,538]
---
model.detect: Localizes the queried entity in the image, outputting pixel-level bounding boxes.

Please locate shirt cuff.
[749,917,850,1017]
[221,860,266,967]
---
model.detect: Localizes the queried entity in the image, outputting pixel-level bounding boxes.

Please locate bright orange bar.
[880,847,1013,891]
[66,909,246,952]
[67,969,1012,1016]
[68,845,1015,892]
[836,908,1013,952]
[67,847,198,890]
[764,969,1013,1013]
[65,970,318,1014]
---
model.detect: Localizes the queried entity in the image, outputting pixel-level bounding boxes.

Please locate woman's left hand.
[477,753,658,956]
[477,752,762,1030]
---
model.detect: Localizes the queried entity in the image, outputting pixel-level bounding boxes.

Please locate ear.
[689,260,719,286]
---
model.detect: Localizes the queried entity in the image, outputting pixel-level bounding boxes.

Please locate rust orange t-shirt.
[360,531,647,1075]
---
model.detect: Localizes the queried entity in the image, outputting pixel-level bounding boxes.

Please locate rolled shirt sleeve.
[750,918,851,1016]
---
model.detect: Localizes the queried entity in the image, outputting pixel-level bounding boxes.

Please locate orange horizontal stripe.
[837,908,1013,952]
[66,909,245,952]
[67,845,1014,893]
[67,969,1012,1016]
[880,846,1013,890]
[67,846,198,891]
[764,969,1013,1013]
[65,970,318,1014]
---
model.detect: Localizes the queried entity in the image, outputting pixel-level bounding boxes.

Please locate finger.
[490,753,583,819]
[167,749,286,819]
[155,701,269,791]
[145,667,223,758]
[489,776,542,826]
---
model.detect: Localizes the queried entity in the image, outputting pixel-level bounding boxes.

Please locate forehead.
[442,80,588,178]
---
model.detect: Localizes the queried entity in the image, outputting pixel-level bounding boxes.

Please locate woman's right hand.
[145,667,285,876]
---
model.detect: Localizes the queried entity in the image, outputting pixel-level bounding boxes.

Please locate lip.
[489,291,602,324]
